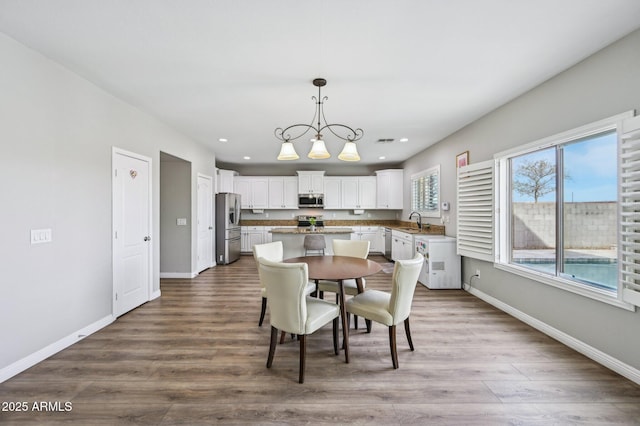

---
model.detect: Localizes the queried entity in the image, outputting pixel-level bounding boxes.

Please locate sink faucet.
[409,211,422,230]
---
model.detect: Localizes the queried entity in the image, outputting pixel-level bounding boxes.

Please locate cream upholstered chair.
[317,239,370,328]
[258,257,342,383]
[253,241,314,326]
[345,253,423,369]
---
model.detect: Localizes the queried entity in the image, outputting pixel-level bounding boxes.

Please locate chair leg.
[365,319,372,333]
[267,326,278,368]
[404,318,414,351]
[333,317,339,355]
[389,325,398,369]
[299,334,306,383]
[354,315,359,330]
[259,297,267,326]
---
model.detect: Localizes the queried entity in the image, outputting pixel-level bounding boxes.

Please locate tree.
[513,159,556,202]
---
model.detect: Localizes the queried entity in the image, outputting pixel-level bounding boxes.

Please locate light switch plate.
[177,218,187,226]
[31,228,52,244]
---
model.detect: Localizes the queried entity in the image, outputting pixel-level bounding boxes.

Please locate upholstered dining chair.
[303,234,326,256]
[252,241,315,326]
[317,239,370,329]
[258,257,342,383]
[345,253,423,369]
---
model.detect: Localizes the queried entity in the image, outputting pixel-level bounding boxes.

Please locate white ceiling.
[2,1,640,167]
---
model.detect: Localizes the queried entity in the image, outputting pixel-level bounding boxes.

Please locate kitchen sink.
[395,227,420,233]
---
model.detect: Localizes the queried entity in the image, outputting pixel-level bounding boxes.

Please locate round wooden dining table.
[283,255,383,363]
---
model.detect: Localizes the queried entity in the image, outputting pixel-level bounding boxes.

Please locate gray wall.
[0,33,216,373]
[160,153,192,274]
[402,29,640,370]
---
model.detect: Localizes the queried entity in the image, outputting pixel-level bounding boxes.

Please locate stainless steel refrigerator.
[215,193,241,265]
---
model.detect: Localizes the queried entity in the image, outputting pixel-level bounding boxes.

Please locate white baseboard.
[159,272,197,279]
[150,289,161,300]
[464,283,640,385]
[0,314,114,383]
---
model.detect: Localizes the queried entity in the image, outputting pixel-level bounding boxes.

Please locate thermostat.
[441,201,450,211]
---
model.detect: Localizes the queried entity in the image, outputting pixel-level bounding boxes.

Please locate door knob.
[144,236,151,241]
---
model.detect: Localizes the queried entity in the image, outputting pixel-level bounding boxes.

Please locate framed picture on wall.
[456,151,469,168]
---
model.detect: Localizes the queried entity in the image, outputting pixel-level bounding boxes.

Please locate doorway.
[112,147,152,317]
[197,173,214,272]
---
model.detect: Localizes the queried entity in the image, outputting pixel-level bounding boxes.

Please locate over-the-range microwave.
[298,194,324,208]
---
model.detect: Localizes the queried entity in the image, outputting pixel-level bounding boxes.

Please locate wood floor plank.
[1,254,639,425]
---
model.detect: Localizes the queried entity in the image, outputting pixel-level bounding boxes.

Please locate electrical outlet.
[475,269,481,278]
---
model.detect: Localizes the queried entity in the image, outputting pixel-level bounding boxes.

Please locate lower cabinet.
[350,226,383,253]
[391,230,413,261]
[241,226,265,253]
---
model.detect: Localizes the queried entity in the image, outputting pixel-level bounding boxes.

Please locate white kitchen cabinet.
[375,169,403,209]
[235,177,268,209]
[268,177,298,209]
[263,226,273,243]
[297,171,325,194]
[351,226,382,253]
[241,226,264,252]
[216,169,237,194]
[341,177,376,209]
[391,230,414,261]
[323,177,342,209]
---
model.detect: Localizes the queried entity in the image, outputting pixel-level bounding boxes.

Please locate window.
[495,111,635,308]
[411,165,440,217]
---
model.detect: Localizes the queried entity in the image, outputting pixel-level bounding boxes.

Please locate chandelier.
[275,78,363,161]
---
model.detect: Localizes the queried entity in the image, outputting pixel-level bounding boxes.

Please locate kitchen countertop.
[270,227,354,234]
[240,220,445,235]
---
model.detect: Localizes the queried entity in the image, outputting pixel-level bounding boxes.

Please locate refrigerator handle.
[234,196,241,225]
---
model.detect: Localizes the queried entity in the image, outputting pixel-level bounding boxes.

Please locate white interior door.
[197,174,214,272]
[113,148,152,317]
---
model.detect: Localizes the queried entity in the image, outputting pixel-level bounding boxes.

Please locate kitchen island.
[270,227,353,258]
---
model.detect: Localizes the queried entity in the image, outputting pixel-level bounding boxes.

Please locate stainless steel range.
[297,215,325,229]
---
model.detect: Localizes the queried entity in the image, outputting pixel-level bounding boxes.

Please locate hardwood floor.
[2,255,639,425]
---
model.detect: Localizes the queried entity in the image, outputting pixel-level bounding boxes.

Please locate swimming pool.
[514,261,617,291]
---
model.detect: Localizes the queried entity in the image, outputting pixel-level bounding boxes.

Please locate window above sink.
[411,165,440,218]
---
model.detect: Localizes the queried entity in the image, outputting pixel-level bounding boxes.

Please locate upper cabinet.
[341,176,377,209]
[376,169,404,209]
[297,171,325,194]
[268,177,298,209]
[217,169,237,193]
[234,176,269,209]
[323,177,342,209]
[226,169,402,210]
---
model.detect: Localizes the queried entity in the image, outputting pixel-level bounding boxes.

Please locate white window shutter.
[457,160,495,262]
[620,115,640,307]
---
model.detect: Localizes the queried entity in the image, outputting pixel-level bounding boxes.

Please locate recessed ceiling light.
[399,138,409,143]
[218,138,228,142]
[379,156,386,160]
[243,156,251,160]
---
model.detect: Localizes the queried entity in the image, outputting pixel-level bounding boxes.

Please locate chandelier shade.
[308,138,331,159]
[277,141,299,160]
[338,141,361,162]
[275,78,363,161]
